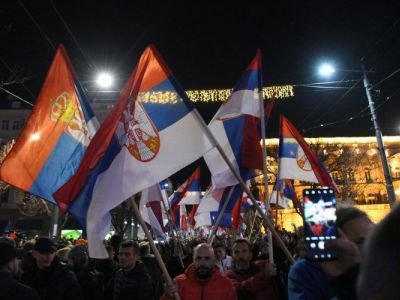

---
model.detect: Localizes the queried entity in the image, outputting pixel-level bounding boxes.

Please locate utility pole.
[362,63,396,205]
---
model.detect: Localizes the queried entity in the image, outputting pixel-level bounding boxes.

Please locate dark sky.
[1,1,400,187]
[1,0,400,136]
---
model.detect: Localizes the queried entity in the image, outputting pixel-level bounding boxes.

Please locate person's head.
[68,245,88,268]
[32,237,57,270]
[212,243,226,260]
[336,206,374,247]
[0,242,18,273]
[56,247,71,263]
[139,241,150,256]
[118,240,140,271]
[357,203,400,300]
[232,239,252,271]
[193,243,215,281]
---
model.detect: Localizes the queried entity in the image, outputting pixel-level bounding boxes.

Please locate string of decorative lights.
[186,85,294,102]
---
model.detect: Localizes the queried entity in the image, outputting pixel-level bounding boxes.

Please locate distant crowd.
[1,203,400,300]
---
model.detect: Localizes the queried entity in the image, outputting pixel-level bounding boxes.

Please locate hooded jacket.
[161,263,237,300]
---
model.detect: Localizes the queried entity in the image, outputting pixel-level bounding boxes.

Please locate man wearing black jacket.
[0,241,39,300]
[21,237,83,300]
[106,240,154,300]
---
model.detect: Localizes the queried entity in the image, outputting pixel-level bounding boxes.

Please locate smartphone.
[302,188,337,260]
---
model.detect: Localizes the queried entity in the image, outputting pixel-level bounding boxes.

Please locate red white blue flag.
[0,45,98,205]
[54,45,213,258]
[204,50,264,189]
[278,115,338,192]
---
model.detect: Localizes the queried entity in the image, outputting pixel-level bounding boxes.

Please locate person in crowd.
[0,241,40,300]
[288,206,374,300]
[357,203,400,299]
[56,246,71,265]
[139,241,163,299]
[21,237,83,300]
[213,242,232,272]
[161,243,237,300]
[225,238,278,300]
[69,244,104,300]
[105,240,154,300]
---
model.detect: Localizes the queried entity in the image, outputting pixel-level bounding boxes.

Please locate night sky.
[1,1,400,186]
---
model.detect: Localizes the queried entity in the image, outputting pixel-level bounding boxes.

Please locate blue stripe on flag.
[75,80,95,121]
[279,136,298,158]
[68,136,122,228]
[30,133,86,204]
[222,115,246,161]
[232,69,259,92]
[141,79,194,131]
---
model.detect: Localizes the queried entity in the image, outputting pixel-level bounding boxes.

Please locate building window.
[365,170,371,182]
[1,120,9,130]
[12,120,19,130]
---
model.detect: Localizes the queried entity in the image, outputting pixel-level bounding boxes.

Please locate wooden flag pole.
[258,88,274,264]
[192,109,295,264]
[159,190,185,269]
[207,185,235,245]
[130,198,181,300]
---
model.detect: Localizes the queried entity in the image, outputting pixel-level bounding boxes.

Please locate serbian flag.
[278,115,338,192]
[0,45,98,205]
[204,50,264,189]
[178,167,201,205]
[54,45,213,258]
[194,184,243,228]
[169,167,200,227]
[270,179,297,208]
[139,185,165,237]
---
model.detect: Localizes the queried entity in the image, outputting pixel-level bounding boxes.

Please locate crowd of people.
[1,204,399,300]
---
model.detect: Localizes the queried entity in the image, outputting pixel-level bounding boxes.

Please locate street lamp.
[318,63,336,77]
[96,72,114,89]
[318,62,396,205]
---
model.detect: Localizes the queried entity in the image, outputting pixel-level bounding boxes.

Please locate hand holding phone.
[303,188,337,260]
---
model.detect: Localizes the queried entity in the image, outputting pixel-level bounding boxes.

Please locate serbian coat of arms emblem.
[50,92,93,147]
[117,99,160,162]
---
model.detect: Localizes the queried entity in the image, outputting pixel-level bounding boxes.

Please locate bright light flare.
[30,133,40,141]
[96,72,114,88]
[319,64,336,77]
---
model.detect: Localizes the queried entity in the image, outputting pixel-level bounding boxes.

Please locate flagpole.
[258,87,274,264]
[130,197,181,300]
[207,185,235,244]
[160,189,185,269]
[192,109,295,264]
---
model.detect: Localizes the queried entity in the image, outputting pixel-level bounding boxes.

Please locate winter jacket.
[160,263,237,300]
[225,260,278,300]
[0,271,40,300]
[105,261,154,300]
[21,257,83,300]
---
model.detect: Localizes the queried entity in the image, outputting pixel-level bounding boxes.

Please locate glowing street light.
[96,72,114,89]
[318,63,336,77]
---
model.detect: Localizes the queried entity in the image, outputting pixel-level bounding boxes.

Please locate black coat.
[21,257,83,300]
[106,261,154,300]
[0,271,40,300]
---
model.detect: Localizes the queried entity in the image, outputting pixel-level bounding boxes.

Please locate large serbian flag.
[278,115,337,192]
[54,45,213,258]
[0,45,98,205]
[204,50,264,189]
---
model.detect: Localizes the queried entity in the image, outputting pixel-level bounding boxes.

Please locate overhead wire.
[301,16,400,131]
[17,0,56,51]
[49,0,95,70]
